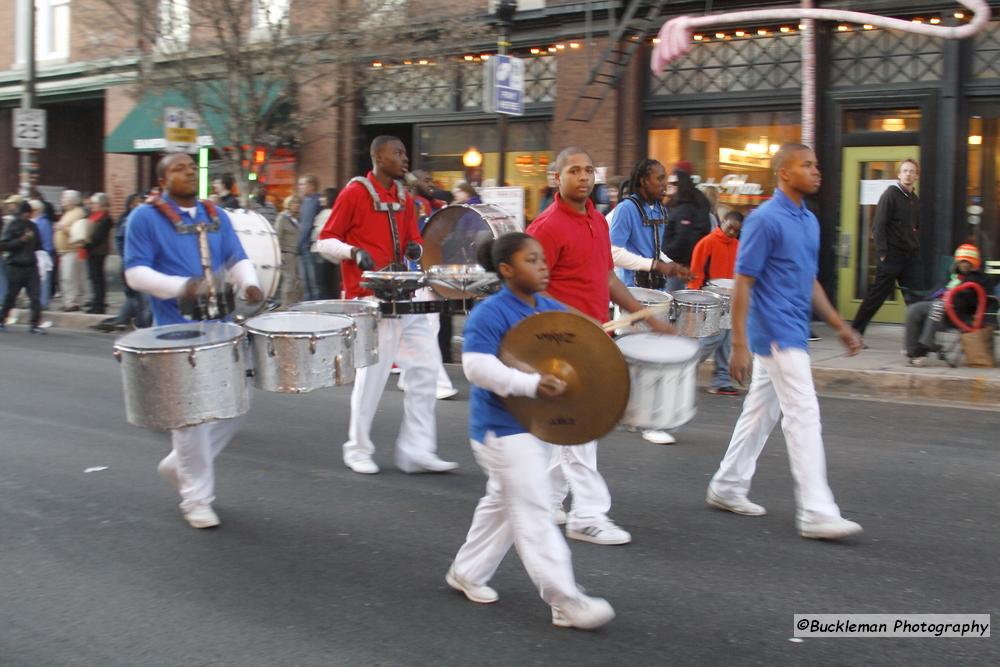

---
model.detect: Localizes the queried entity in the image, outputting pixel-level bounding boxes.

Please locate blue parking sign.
[484,55,525,116]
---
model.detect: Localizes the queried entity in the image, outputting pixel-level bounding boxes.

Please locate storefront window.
[966,114,999,260]
[648,112,801,216]
[417,121,552,221]
[844,109,921,133]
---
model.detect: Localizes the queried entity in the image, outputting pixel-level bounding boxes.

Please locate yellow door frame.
[837,146,920,322]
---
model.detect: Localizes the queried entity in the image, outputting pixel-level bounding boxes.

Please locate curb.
[12,308,113,331]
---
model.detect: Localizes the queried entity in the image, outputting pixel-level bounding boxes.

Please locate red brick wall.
[0,0,15,69]
[104,86,139,217]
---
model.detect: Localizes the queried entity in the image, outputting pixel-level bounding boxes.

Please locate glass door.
[837,146,920,323]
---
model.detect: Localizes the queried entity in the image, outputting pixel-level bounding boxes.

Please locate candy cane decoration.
[651,1,992,74]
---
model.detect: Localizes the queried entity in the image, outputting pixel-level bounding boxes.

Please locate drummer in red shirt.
[687,210,744,396]
[528,146,673,546]
[316,135,457,475]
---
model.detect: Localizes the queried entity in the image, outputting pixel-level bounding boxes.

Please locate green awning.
[104,83,285,154]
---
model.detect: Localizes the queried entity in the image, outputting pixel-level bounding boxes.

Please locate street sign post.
[483,55,525,116]
[164,106,200,153]
[13,108,46,149]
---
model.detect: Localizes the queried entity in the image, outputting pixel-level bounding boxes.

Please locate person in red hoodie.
[687,210,743,395]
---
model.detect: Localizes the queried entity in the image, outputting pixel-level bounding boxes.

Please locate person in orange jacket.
[688,210,743,395]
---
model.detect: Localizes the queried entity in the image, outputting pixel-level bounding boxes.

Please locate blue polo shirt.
[463,286,567,442]
[124,196,248,326]
[609,197,667,287]
[735,188,818,355]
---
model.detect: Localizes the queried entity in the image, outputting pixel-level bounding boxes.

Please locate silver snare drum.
[612,286,674,334]
[671,290,724,338]
[114,323,249,431]
[616,333,700,431]
[245,312,356,393]
[290,299,380,367]
[704,279,734,330]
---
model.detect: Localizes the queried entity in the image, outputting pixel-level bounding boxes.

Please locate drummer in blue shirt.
[705,143,864,541]
[124,153,262,530]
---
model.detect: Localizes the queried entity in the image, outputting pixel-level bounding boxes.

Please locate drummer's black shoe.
[30,326,46,335]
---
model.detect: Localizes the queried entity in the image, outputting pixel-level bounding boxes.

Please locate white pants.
[548,441,613,529]
[166,414,246,513]
[398,311,455,392]
[59,252,85,308]
[709,346,841,522]
[343,313,441,467]
[453,432,581,606]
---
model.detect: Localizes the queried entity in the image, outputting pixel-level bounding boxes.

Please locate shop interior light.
[481,54,491,59]
[757,28,768,36]
[798,23,805,29]
[569,42,580,48]
[969,135,983,145]
[837,25,850,31]
[372,61,382,68]
[930,17,941,24]
[881,118,906,132]
[403,59,412,65]
[769,144,780,154]
[462,147,483,168]
[955,12,965,19]
[556,44,566,50]
[735,30,746,37]
[464,54,474,61]
[652,37,661,44]
[530,48,540,54]
[716,32,726,38]
[779,26,791,33]
[547,46,557,53]
[693,34,704,41]
[418,59,429,65]
[863,24,874,30]
[912,18,924,24]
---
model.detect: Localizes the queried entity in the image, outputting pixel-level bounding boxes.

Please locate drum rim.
[244,311,357,337]
[290,299,380,317]
[672,289,725,306]
[615,332,700,363]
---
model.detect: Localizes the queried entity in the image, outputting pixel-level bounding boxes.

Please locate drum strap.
[148,195,222,234]
[626,195,666,288]
[348,176,406,268]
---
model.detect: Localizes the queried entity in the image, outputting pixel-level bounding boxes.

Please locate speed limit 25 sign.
[13,108,46,149]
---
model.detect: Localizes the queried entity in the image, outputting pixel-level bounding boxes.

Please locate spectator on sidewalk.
[852,159,923,338]
[451,181,482,205]
[92,193,150,332]
[1,194,23,306]
[310,187,342,299]
[904,244,995,366]
[249,184,277,225]
[212,175,241,209]
[28,200,54,309]
[83,193,113,314]
[0,201,44,334]
[296,174,322,300]
[663,168,712,291]
[276,194,304,306]
[53,190,88,312]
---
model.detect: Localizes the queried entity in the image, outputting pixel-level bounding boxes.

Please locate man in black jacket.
[0,202,44,333]
[852,158,922,337]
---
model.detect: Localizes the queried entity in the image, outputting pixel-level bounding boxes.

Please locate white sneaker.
[436,386,459,400]
[183,504,220,529]
[566,519,632,545]
[397,454,458,474]
[446,566,498,604]
[551,595,615,630]
[157,457,180,492]
[706,488,767,516]
[641,430,676,444]
[345,457,380,475]
[799,517,863,540]
[553,505,568,525]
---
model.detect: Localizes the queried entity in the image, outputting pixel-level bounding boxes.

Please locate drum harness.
[625,194,668,290]
[149,195,235,321]
[348,176,408,271]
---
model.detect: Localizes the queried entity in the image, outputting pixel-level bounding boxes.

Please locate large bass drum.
[420,203,520,299]
[114,322,249,431]
[226,208,281,319]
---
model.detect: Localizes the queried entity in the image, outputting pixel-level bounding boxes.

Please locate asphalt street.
[1,328,997,666]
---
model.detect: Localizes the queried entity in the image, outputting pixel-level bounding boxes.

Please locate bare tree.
[82,0,491,202]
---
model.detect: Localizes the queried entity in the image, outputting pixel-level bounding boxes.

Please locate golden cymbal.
[500,311,630,445]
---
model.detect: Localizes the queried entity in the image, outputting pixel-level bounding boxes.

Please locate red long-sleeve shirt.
[686,227,739,289]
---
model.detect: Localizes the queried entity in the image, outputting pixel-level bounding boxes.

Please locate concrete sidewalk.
[804,322,999,408]
[8,302,999,408]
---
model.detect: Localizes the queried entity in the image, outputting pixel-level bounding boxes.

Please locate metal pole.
[497,24,510,186]
[800,0,816,149]
[19,0,37,197]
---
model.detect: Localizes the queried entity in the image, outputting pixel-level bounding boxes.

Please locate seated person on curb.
[687,210,743,396]
[904,243,996,366]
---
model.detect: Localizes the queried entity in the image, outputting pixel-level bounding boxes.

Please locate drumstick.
[601,304,671,332]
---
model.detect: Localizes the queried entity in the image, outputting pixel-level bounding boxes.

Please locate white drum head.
[116,322,244,351]
[672,290,724,307]
[628,287,673,306]
[420,204,521,268]
[245,312,354,335]
[706,278,735,289]
[228,209,281,317]
[290,299,380,318]
[616,333,700,365]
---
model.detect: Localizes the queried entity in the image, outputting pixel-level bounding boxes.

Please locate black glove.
[404,241,423,262]
[351,247,375,271]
